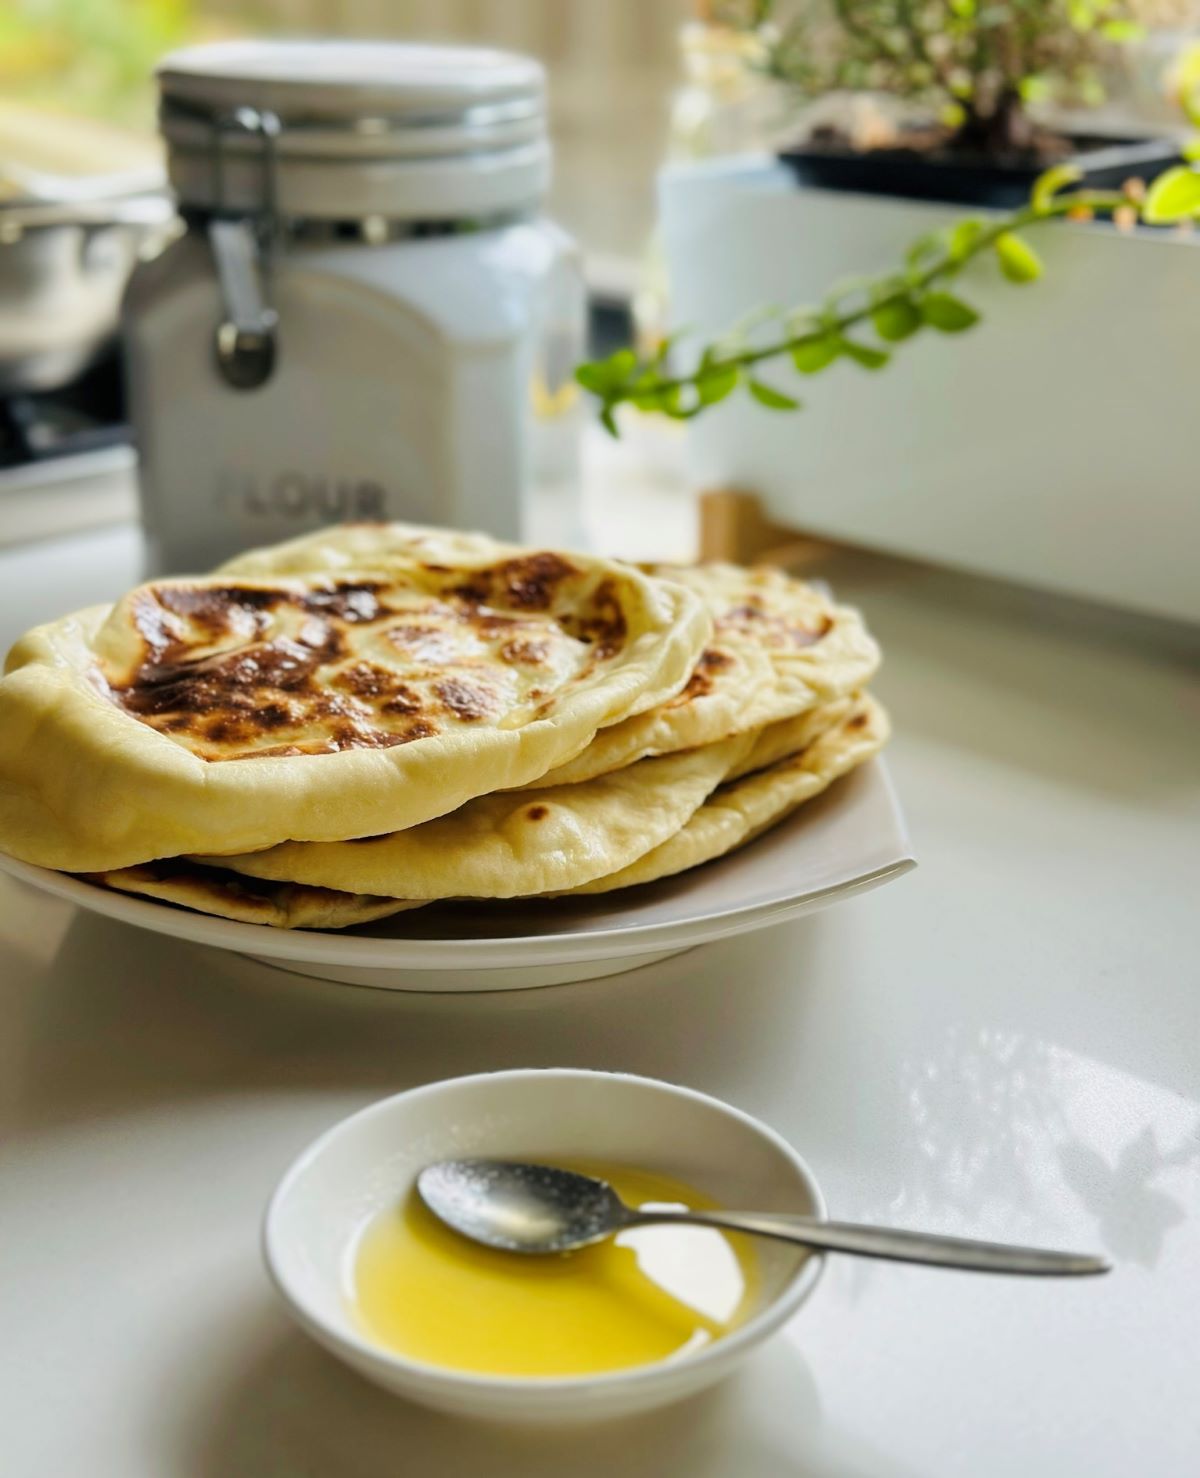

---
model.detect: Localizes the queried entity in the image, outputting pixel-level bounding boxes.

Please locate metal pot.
[0,189,176,395]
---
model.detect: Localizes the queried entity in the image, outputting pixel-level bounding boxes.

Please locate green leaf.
[791,334,841,374]
[631,384,682,415]
[905,229,946,271]
[1182,137,1200,163]
[1100,18,1144,42]
[1032,163,1084,213]
[838,338,890,369]
[869,272,906,300]
[947,218,985,262]
[1143,165,1200,225]
[747,379,801,410]
[994,233,1043,283]
[607,348,637,380]
[784,307,820,335]
[1019,74,1052,104]
[695,363,740,406]
[599,404,619,438]
[822,274,875,313]
[871,296,922,342]
[1175,50,1200,127]
[920,292,981,332]
[574,347,638,396]
[574,361,614,395]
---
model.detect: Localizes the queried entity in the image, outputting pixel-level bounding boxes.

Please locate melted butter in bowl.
[351,1164,759,1378]
[264,1070,825,1421]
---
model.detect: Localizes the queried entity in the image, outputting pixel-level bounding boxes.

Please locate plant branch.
[575,182,1130,432]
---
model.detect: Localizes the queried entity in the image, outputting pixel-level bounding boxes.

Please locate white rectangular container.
[661,157,1199,624]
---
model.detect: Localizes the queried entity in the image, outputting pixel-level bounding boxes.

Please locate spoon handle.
[626,1209,1110,1276]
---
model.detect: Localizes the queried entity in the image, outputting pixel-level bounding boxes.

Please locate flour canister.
[123,40,585,572]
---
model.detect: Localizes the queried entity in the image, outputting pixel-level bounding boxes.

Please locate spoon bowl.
[417,1159,630,1253]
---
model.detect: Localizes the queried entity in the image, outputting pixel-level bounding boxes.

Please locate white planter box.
[660,156,1199,624]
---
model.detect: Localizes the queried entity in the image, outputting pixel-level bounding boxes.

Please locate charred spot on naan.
[576,577,629,658]
[448,552,579,611]
[643,562,839,654]
[384,623,464,664]
[99,564,631,762]
[434,677,502,722]
[666,647,736,708]
[333,661,420,706]
[722,598,834,649]
[500,637,551,666]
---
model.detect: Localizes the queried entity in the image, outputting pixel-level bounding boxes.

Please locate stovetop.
[0,352,130,470]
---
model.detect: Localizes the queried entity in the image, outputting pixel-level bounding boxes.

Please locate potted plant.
[752,0,1181,203]
[574,62,1200,622]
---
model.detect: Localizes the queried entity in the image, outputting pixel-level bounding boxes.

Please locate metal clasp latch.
[208,106,280,390]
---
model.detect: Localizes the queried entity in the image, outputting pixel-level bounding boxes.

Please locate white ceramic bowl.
[263,1069,826,1422]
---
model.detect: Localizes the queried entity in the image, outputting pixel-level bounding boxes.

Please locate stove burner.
[0,352,130,469]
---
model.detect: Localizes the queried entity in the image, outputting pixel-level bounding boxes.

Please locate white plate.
[0,758,913,991]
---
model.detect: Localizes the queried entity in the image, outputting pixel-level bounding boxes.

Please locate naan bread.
[223,536,881,792]
[563,694,890,894]
[725,692,861,782]
[0,527,710,870]
[521,562,880,788]
[202,732,754,899]
[79,859,421,930]
[220,521,551,580]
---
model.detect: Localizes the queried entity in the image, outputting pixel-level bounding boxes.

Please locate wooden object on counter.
[699,488,836,569]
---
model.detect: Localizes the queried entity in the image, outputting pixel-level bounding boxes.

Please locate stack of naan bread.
[0,523,889,929]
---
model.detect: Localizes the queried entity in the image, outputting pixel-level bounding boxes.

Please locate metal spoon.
[417,1160,1110,1277]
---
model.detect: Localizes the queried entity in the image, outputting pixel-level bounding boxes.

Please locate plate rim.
[0,759,914,971]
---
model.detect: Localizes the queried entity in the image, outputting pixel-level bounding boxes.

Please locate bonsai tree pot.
[779,132,1181,208]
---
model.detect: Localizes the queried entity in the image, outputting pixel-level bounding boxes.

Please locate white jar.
[124,40,585,573]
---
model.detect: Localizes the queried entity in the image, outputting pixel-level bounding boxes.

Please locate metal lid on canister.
[157,40,549,221]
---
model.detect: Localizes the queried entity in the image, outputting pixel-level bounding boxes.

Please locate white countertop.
[1,521,1197,1478]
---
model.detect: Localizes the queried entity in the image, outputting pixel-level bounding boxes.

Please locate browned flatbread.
[0,524,709,870]
[523,562,880,787]
[562,693,890,894]
[79,858,421,930]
